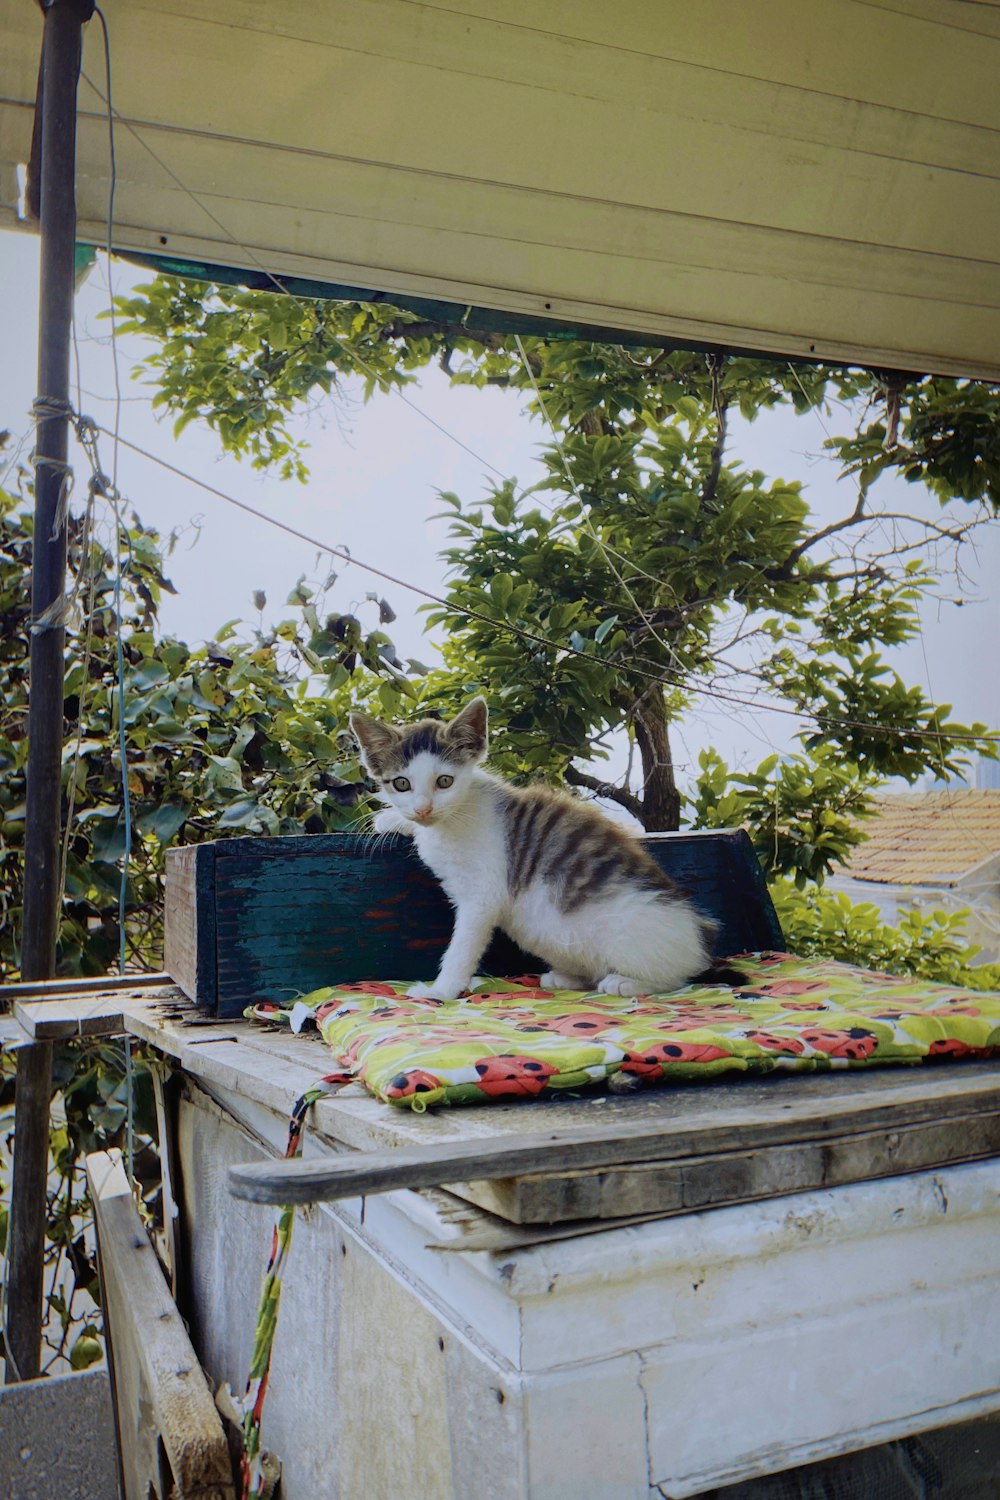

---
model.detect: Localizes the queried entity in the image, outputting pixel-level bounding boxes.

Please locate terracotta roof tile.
[842,791,1000,887]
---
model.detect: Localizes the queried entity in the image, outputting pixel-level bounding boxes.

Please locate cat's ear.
[349,712,399,774]
[446,697,488,759]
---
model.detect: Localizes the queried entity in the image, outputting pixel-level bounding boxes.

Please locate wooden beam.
[479,1110,1000,1224]
[228,1074,1000,1206]
[1,971,170,1001]
[87,1150,235,1500]
[4,1042,53,1380]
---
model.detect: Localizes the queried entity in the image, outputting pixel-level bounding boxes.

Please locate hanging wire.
[80,420,999,751]
[91,5,135,1178]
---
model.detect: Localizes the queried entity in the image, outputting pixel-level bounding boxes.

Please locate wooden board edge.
[461,1110,1000,1223]
[13,989,181,1040]
[1,972,170,1000]
[227,1086,1000,1206]
[164,842,218,1011]
[86,1149,235,1500]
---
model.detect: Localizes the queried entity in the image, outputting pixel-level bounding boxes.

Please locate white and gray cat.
[349,697,714,1001]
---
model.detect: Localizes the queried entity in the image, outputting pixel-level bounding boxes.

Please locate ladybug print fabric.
[246,954,1000,1111]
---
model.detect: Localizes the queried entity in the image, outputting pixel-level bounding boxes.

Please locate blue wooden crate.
[164,829,783,1018]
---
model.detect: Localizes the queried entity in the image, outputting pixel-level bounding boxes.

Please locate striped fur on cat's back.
[349,697,712,1001]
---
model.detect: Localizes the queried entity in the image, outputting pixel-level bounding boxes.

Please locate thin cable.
[94,8,131,987]
[514,331,688,674]
[93,7,135,1180]
[77,62,519,492]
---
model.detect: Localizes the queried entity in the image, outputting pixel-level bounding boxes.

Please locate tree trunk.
[634,691,681,832]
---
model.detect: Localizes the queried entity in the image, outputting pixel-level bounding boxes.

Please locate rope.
[92,5,131,989]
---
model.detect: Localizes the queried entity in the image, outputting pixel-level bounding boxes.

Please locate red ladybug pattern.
[927,1038,992,1058]
[473,1055,559,1097]
[516,1012,617,1037]
[743,1029,807,1055]
[798,1026,879,1060]
[248,952,1000,1111]
[384,1069,443,1099]
[621,1040,730,1076]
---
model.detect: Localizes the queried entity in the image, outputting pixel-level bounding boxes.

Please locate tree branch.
[701,370,728,510]
[783,489,867,569]
[564,765,643,820]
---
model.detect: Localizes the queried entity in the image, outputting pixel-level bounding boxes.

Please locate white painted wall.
[176,1080,1000,1499]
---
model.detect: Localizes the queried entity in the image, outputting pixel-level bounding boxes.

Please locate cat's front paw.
[405,981,464,1003]
[540,970,590,992]
[596,972,646,998]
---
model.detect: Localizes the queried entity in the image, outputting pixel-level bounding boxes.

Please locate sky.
[3,227,998,793]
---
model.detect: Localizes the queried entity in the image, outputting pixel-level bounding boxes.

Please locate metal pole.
[7,0,94,1384]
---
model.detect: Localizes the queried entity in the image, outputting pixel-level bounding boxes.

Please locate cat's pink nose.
[414,804,433,820]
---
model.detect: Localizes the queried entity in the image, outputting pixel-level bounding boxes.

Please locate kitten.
[349,697,713,1002]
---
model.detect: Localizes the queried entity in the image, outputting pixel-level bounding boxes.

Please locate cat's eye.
[436,775,454,789]
[391,776,411,792]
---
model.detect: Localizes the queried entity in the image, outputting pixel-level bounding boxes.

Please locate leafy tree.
[0,459,413,979]
[113,276,997,870]
[114,280,1000,511]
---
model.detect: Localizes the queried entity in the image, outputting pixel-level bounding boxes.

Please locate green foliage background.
[3,285,999,1375]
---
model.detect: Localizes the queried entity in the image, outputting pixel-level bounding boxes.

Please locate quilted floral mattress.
[247,952,1000,1111]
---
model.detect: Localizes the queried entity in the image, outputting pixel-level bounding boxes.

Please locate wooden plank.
[150,1067,182,1298]
[296,1056,1000,1160]
[119,1010,326,1121]
[4,1043,53,1381]
[164,842,217,1010]
[14,985,181,1039]
[228,1071,1000,1206]
[0,971,169,1001]
[480,1110,1000,1223]
[0,1014,33,1051]
[86,1150,235,1500]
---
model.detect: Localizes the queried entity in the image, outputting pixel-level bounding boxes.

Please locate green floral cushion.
[247,953,1000,1111]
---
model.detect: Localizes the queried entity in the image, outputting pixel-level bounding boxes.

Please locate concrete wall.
[0,1368,119,1500]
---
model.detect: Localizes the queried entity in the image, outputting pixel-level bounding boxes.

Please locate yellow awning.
[3,0,999,375]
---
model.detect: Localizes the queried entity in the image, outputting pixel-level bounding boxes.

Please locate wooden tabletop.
[7,977,1000,1228]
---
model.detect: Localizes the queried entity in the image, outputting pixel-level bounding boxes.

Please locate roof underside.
[2,0,1000,374]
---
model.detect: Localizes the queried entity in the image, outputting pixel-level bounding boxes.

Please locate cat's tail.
[691,958,749,987]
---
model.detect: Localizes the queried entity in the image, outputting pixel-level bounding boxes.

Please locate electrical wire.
[88,419,998,750]
[92,5,135,1180]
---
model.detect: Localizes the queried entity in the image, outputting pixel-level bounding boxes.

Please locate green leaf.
[135,803,188,845]
[490,574,514,611]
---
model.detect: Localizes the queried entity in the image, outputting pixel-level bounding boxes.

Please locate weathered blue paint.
[164,829,783,1018]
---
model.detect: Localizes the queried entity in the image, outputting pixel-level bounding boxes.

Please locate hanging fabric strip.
[239,1075,349,1500]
